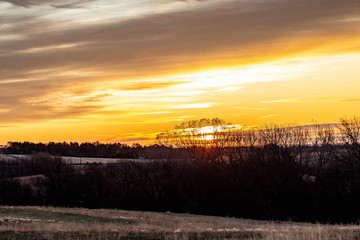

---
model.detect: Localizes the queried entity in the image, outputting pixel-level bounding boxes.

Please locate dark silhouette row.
[1,117,360,223]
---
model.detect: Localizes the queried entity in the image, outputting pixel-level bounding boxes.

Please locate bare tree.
[333,117,360,194]
[308,124,336,184]
[156,118,234,162]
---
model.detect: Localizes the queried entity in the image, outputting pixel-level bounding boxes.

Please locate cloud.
[172,103,213,109]
[0,104,102,124]
[2,0,360,77]
[0,0,94,8]
[262,99,298,103]
[99,132,159,144]
[119,81,188,91]
[51,1,95,9]
[215,87,243,92]
[0,0,42,7]
[232,107,266,110]
[262,98,360,104]
[118,137,153,143]
[341,98,360,102]
[261,114,280,119]
[0,90,113,124]
[1,0,360,125]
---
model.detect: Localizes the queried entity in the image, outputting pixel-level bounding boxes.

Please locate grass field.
[0,206,360,240]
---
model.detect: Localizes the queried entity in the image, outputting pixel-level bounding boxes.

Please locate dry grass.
[0,206,359,239]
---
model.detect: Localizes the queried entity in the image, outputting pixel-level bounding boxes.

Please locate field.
[2,154,154,165]
[0,206,360,240]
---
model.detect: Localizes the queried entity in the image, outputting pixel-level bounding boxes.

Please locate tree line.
[1,117,360,223]
[4,141,172,159]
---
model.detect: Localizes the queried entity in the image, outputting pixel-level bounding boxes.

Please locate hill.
[0,206,359,240]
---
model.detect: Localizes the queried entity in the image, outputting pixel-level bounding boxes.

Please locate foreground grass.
[0,206,359,240]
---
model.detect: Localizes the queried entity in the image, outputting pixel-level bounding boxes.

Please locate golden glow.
[2,0,360,144]
[2,53,360,144]
[201,135,214,141]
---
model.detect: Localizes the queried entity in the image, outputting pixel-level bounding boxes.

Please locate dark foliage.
[5,141,173,159]
[2,118,360,223]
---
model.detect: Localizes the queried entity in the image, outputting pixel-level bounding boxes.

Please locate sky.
[1,0,360,145]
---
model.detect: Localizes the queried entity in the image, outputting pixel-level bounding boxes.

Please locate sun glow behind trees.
[157,118,359,152]
[157,118,238,148]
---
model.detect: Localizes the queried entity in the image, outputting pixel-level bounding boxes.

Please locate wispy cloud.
[0,0,95,8]
[232,107,266,110]
[0,92,113,124]
[215,87,243,92]
[261,114,280,119]
[262,99,298,104]
[172,103,213,109]
[262,98,360,104]
[96,131,160,144]
[341,99,360,102]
